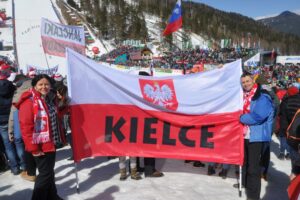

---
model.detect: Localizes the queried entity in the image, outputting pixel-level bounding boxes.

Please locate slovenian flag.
[163,0,182,36]
[66,48,244,165]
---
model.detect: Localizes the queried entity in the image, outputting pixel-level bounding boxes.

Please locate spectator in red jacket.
[15,74,63,200]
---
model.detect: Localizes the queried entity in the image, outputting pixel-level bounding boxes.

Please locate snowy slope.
[14,0,66,75]
[12,0,211,75]
[0,136,291,200]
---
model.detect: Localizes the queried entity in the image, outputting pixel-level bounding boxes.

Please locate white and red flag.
[163,0,182,36]
[67,49,244,165]
[41,18,85,57]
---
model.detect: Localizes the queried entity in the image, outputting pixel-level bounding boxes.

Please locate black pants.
[32,152,59,200]
[260,142,270,175]
[136,157,156,175]
[243,139,263,200]
[25,151,36,176]
[144,157,156,176]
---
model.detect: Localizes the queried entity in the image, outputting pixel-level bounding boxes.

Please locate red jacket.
[15,90,56,154]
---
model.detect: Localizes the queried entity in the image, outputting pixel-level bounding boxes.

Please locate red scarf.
[243,83,258,114]
[31,89,50,144]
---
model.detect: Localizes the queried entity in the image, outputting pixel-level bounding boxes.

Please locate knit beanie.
[0,64,11,80]
[287,86,299,96]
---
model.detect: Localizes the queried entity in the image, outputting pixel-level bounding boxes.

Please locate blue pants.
[0,112,26,172]
[0,123,25,171]
[13,111,26,169]
[279,136,290,154]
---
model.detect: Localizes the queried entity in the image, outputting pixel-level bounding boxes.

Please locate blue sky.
[191,0,300,19]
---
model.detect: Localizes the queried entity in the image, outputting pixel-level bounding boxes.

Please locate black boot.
[207,165,216,176]
[193,161,205,167]
[218,169,228,179]
[136,157,144,172]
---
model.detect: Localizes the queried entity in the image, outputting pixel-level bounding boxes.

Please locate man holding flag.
[163,0,182,36]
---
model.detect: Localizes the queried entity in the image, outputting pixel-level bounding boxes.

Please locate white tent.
[244,53,260,67]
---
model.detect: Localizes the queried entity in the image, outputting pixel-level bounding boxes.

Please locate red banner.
[70,104,244,165]
[41,36,85,57]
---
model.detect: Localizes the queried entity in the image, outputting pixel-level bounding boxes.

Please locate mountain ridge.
[65,0,300,54]
[258,10,300,37]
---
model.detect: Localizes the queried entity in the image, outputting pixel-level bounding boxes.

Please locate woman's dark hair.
[31,74,53,87]
[56,84,68,97]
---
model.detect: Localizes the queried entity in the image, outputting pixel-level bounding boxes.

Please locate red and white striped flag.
[67,49,244,164]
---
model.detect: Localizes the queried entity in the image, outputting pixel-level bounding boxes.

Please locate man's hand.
[8,132,14,142]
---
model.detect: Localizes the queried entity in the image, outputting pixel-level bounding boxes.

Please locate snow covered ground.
[0,136,291,200]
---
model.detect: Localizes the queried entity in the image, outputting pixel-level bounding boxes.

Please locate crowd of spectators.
[244,64,300,89]
[98,45,254,69]
[97,45,299,90]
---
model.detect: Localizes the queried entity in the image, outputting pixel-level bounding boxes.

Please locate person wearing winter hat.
[53,73,63,82]
[0,64,11,80]
[0,64,21,175]
[28,70,36,79]
[279,85,300,180]
[287,86,299,96]
[8,74,37,182]
[255,73,280,181]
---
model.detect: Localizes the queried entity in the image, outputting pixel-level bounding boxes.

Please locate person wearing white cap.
[53,73,63,82]
[28,70,36,79]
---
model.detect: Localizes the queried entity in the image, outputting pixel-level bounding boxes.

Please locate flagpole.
[239,165,242,197]
[12,0,19,70]
[42,47,51,71]
[74,162,80,194]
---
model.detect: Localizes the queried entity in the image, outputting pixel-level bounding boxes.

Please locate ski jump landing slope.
[14,0,66,75]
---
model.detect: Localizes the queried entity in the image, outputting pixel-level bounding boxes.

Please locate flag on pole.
[163,0,182,36]
[41,18,85,57]
[66,48,244,164]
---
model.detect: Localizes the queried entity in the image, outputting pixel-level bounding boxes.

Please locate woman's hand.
[32,151,45,157]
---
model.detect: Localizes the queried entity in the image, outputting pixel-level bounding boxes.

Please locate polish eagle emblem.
[139,79,178,111]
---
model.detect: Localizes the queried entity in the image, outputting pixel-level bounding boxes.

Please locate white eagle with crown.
[143,83,174,107]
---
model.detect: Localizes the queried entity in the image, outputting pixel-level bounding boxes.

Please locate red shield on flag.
[139,79,178,111]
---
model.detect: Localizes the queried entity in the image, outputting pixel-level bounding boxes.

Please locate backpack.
[287,109,300,150]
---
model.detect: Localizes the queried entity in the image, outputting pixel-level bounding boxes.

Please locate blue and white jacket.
[240,86,275,142]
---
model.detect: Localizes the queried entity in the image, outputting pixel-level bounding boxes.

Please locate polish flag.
[66,49,244,164]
